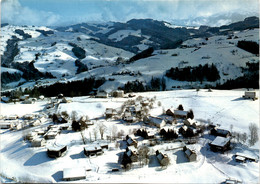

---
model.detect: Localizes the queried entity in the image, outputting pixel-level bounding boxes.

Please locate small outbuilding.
[84,145,103,156]
[47,145,67,158]
[96,91,108,98]
[105,108,117,119]
[235,152,258,163]
[0,122,14,129]
[183,145,197,162]
[31,137,45,147]
[126,136,138,148]
[112,90,124,97]
[184,118,200,128]
[147,116,166,128]
[210,127,231,137]
[63,167,86,181]
[174,110,188,119]
[242,91,258,100]
[156,150,170,166]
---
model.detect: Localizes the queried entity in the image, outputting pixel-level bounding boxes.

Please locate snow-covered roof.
[84,145,102,151]
[235,156,246,162]
[47,145,67,151]
[211,136,231,147]
[149,116,165,125]
[174,110,188,116]
[63,167,86,180]
[235,152,258,161]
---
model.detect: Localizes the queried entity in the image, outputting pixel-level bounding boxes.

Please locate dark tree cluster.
[135,129,148,139]
[127,47,154,63]
[69,43,86,59]
[35,29,54,36]
[15,29,32,39]
[1,36,20,67]
[75,59,88,74]
[165,63,220,82]
[20,77,105,98]
[12,61,54,81]
[159,128,178,140]
[1,72,22,85]
[123,80,146,93]
[148,77,166,91]
[187,109,194,119]
[237,40,259,55]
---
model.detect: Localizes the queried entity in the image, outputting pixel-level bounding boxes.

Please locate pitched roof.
[174,110,188,116]
[211,136,231,147]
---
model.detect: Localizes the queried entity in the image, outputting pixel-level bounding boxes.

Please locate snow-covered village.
[0,0,259,183]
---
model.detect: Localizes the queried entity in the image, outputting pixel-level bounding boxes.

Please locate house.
[57,93,64,99]
[112,90,124,97]
[210,127,231,137]
[156,150,170,166]
[39,95,45,100]
[145,116,166,128]
[242,91,258,100]
[184,118,200,128]
[84,145,103,156]
[105,108,117,119]
[26,131,38,140]
[47,145,67,158]
[183,145,197,162]
[224,179,242,184]
[141,100,149,106]
[235,152,258,163]
[63,167,86,181]
[44,129,59,139]
[178,125,198,137]
[126,136,138,148]
[96,91,108,98]
[6,115,18,120]
[23,114,35,120]
[174,110,188,119]
[31,137,45,147]
[126,146,138,162]
[209,136,231,152]
[100,143,109,150]
[14,121,23,130]
[123,112,135,123]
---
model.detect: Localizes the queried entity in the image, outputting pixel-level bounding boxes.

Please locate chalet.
[235,152,258,163]
[112,90,124,97]
[183,145,197,162]
[166,108,174,116]
[13,122,23,130]
[105,108,117,119]
[174,110,188,119]
[141,100,149,106]
[23,99,32,104]
[156,150,170,166]
[126,136,138,148]
[23,114,35,120]
[31,137,45,147]
[6,115,18,120]
[26,131,38,140]
[224,179,242,184]
[242,91,258,100]
[209,136,231,152]
[145,116,166,128]
[184,118,200,128]
[29,119,41,127]
[63,167,86,181]
[96,91,108,98]
[100,143,109,150]
[126,146,138,162]
[123,112,135,123]
[84,145,103,156]
[210,127,231,137]
[47,145,68,158]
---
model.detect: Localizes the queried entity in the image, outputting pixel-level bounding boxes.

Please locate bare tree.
[89,131,92,142]
[93,127,98,141]
[248,123,259,146]
[111,125,118,141]
[71,111,78,121]
[97,122,107,140]
[138,145,150,167]
[241,132,248,144]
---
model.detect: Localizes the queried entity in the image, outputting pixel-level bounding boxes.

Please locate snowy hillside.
[0,89,259,183]
[0,17,259,92]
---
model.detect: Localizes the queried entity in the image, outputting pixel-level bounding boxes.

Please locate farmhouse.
[183,145,197,162]
[105,108,117,119]
[44,129,59,139]
[96,91,108,98]
[63,167,86,181]
[26,131,38,140]
[84,145,103,156]
[6,115,18,120]
[123,112,135,123]
[156,150,170,166]
[112,90,124,97]
[144,116,166,128]
[1,96,10,103]
[47,145,68,158]
[20,94,30,101]
[174,110,188,119]
[126,136,138,148]
[209,136,231,152]
[210,127,231,137]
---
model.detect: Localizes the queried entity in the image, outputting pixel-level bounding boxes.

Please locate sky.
[1,0,259,27]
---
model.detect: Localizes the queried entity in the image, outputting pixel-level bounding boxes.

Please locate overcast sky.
[1,0,259,26]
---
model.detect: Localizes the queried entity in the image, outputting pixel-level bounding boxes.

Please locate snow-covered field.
[0,89,259,183]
